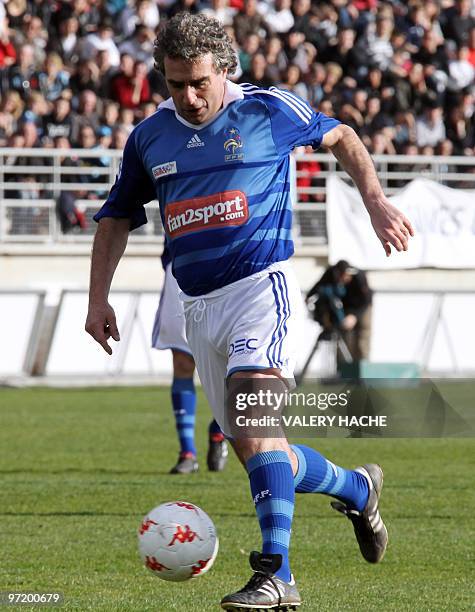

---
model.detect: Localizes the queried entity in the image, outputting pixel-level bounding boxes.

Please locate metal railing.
[1,148,474,249]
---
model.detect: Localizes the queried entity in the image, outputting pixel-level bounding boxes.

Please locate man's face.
[164,53,227,125]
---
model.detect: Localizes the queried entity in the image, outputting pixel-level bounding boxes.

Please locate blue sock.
[208,419,224,440]
[171,378,196,456]
[292,444,369,511]
[247,451,294,582]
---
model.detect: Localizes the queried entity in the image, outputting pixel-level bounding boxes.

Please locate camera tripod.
[295,327,353,386]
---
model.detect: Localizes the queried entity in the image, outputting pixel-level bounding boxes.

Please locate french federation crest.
[224,127,244,161]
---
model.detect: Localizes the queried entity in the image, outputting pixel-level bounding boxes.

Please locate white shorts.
[151,264,192,356]
[182,261,303,434]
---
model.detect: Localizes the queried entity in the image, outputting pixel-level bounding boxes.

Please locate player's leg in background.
[207,418,228,472]
[169,349,199,474]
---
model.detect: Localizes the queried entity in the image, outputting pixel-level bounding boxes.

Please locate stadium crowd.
[1,0,475,231]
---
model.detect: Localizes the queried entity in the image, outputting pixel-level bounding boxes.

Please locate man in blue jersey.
[85,13,414,610]
[152,244,228,474]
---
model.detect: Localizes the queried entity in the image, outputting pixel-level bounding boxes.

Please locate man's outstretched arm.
[322,124,414,256]
[85,217,130,354]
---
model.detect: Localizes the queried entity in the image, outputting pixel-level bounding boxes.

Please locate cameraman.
[306,260,372,364]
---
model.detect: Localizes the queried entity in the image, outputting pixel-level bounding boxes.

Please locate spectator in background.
[101,100,120,132]
[7,44,40,99]
[13,15,47,66]
[415,99,446,148]
[21,91,48,132]
[239,53,274,89]
[339,103,364,132]
[0,90,24,136]
[441,0,475,48]
[238,33,260,73]
[284,28,310,73]
[44,97,74,141]
[201,0,237,27]
[392,110,416,151]
[4,0,28,29]
[369,130,396,155]
[322,62,344,102]
[320,27,367,80]
[80,21,121,67]
[118,0,160,38]
[293,0,326,51]
[54,136,87,234]
[364,13,395,72]
[110,59,150,109]
[119,24,156,69]
[305,62,326,107]
[233,0,269,45]
[446,104,475,154]
[447,45,475,91]
[264,36,288,82]
[263,0,294,34]
[402,2,430,51]
[69,59,101,95]
[0,17,17,68]
[404,63,430,115]
[118,107,135,133]
[95,49,116,99]
[279,63,307,99]
[141,101,157,120]
[48,17,80,64]
[52,0,102,37]
[21,120,41,148]
[71,89,101,142]
[413,29,448,72]
[468,26,475,66]
[38,52,70,101]
[111,125,128,150]
[294,144,321,203]
[319,98,335,117]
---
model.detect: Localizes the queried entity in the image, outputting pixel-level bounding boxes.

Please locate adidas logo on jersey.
[186,134,205,148]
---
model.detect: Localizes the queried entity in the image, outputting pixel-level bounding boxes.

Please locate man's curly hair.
[153,13,237,75]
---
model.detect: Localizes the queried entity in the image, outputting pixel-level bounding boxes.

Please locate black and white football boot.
[207,438,229,472]
[220,552,301,611]
[331,463,388,563]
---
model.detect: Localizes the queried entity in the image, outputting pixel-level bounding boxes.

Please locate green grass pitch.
[0,385,474,611]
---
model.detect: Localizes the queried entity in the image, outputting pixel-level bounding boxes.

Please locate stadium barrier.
[1,289,473,381]
[1,149,475,250]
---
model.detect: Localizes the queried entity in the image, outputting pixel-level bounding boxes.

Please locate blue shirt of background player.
[94,81,339,296]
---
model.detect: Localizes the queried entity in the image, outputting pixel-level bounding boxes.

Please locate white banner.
[327,175,475,269]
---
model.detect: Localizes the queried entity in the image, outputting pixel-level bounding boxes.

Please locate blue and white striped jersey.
[94,81,339,295]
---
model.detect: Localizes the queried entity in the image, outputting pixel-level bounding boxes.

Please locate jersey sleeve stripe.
[241,87,311,125]
[270,87,313,121]
[239,82,259,90]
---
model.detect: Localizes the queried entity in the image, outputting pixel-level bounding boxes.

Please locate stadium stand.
[0,0,474,242]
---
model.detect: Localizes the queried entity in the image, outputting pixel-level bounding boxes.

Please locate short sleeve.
[93,130,157,231]
[253,86,340,154]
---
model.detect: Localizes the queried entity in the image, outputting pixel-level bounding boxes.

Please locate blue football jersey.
[94,81,339,295]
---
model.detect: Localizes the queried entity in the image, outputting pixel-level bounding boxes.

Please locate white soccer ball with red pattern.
[138,501,218,582]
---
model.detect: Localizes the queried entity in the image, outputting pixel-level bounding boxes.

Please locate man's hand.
[368,198,415,257]
[322,124,415,256]
[85,302,120,355]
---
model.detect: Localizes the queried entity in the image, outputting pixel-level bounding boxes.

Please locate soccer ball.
[138,501,218,582]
